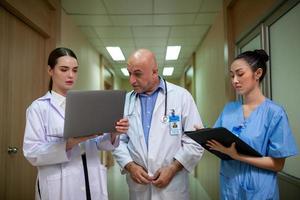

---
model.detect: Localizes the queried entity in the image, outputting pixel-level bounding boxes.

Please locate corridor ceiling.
[61,0,222,79]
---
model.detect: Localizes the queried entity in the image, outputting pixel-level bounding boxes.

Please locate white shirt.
[51,90,66,110]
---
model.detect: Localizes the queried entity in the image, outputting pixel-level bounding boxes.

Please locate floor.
[107,164,211,200]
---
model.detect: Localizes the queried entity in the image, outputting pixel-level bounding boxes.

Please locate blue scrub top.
[214,98,298,200]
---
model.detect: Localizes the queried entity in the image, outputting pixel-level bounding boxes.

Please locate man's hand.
[125,162,152,184]
[152,160,183,188]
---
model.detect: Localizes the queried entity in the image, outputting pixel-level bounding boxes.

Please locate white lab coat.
[113,81,204,200]
[23,92,119,200]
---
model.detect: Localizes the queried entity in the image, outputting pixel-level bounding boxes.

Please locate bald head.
[127,49,158,71]
[127,49,160,94]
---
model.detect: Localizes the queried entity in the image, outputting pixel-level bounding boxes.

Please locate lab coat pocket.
[47,168,85,200]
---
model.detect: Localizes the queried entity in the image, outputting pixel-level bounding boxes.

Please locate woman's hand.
[206,140,239,159]
[207,140,286,172]
[111,118,129,143]
[114,118,129,134]
[194,124,203,130]
[66,135,98,151]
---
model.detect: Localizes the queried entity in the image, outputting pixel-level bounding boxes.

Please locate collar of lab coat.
[38,91,65,118]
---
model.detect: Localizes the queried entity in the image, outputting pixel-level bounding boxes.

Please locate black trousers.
[81,154,91,200]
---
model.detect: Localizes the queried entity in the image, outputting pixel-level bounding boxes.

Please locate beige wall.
[193,8,229,200]
[110,73,122,90]
[225,0,279,67]
[229,0,277,40]
[195,11,228,128]
[60,9,101,90]
[113,77,123,90]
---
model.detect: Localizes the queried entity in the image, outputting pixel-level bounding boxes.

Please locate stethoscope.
[127,78,168,123]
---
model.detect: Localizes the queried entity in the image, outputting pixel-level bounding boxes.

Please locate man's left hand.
[152,160,183,188]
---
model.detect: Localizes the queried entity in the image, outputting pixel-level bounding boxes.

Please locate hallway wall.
[193,9,228,200]
[229,0,277,40]
[60,9,102,90]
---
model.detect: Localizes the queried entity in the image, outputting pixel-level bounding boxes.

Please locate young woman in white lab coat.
[23,47,129,200]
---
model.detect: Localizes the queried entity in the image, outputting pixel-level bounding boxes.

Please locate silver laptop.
[63,90,126,138]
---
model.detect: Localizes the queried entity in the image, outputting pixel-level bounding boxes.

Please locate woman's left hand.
[110,118,129,143]
[206,140,239,159]
[114,118,129,134]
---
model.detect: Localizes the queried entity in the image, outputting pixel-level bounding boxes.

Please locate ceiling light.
[165,46,181,60]
[106,47,125,61]
[121,68,129,76]
[163,67,174,76]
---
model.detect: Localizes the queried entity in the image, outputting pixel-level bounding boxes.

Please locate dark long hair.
[234,49,269,82]
[47,47,77,91]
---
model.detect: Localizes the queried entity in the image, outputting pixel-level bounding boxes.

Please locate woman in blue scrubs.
[207,49,298,200]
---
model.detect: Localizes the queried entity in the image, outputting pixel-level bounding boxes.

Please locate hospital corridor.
[1,0,300,199]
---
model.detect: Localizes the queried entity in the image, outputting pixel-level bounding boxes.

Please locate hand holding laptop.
[109,118,129,144]
[66,135,98,151]
[66,118,129,151]
[114,118,129,134]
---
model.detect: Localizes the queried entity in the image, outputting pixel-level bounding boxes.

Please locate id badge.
[169,112,181,136]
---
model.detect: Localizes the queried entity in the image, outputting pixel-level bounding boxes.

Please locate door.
[0,5,49,199]
[0,6,9,200]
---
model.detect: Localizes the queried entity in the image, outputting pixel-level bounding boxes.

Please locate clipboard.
[185,127,262,160]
